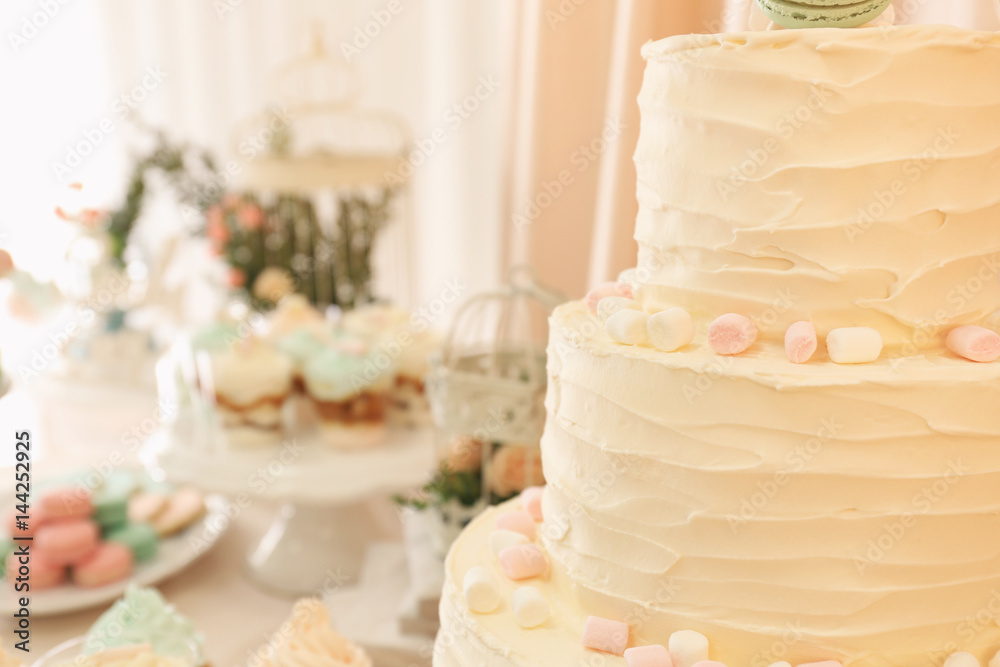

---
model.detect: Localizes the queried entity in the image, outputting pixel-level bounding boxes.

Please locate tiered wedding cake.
[435,24,1000,667]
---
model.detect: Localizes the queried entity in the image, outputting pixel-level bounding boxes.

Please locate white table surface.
[0,376,435,667]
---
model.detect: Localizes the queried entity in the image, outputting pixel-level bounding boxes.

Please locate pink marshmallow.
[708,314,758,355]
[498,544,547,581]
[785,321,818,364]
[796,662,843,667]
[39,487,92,521]
[520,486,544,522]
[582,616,630,655]
[496,511,536,539]
[947,325,1000,363]
[586,282,633,311]
[691,662,728,667]
[625,645,673,667]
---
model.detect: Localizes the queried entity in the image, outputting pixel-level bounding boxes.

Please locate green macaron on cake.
[756,0,892,29]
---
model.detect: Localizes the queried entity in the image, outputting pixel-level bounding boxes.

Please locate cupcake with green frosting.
[301,334,395,448]
[82,585,204,665]
[341,304,442,427]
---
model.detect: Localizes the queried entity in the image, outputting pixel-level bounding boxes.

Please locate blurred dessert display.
[162,294,442,450]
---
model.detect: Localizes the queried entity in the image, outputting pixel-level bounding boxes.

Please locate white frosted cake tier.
[436,501,600,667]
[436,301,1000,667]
[632,25,1000,350]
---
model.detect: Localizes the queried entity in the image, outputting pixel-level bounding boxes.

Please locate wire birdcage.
[225,24,411,311]
[426,268,565,512]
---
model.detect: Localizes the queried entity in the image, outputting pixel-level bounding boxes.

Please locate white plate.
[1,494,228,617]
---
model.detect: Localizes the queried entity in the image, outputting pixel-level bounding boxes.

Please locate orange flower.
[487,445,544,498]
[238,204,264,230]
[54,205,105,227]
[78,208,105,228]
[206,206,229,247]
[443,436,483,473]
[222,193,241,210]
[228,268,246,288]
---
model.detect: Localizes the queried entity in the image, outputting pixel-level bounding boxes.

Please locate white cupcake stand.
[141,414,435,596]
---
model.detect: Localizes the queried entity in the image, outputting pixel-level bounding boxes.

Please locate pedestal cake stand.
[141,417,435,596]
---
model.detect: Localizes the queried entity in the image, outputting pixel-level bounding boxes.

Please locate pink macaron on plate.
[0,493,228,617]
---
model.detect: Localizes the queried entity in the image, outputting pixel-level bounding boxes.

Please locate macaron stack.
[3,485,132,589]
[755,0,892,28]
[2,471,206,591]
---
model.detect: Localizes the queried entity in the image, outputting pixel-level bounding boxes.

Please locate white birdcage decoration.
[225,24,411,311]
[424,268,565,537]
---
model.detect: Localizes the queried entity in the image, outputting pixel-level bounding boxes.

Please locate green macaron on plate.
[757,0,892,28]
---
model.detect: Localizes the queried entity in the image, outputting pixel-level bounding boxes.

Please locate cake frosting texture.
[435,23,1000,667]
[632,26,1000,350]
[540,302,1000,667]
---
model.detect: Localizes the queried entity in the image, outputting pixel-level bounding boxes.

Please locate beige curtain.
[503,0,727,299]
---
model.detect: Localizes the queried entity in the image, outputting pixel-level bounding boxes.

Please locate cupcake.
[189,320,245,354]
[250,598,371,667]
[207,339,293,447]
[82,585,205,665]
[301,335,394,448]
[265,295,340,428]
[266,295,329,342]
[46,644,189,667]
[341,304,441,427]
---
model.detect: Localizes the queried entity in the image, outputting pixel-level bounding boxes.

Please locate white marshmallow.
[597,296,643,322]
[606,310,650,346]
[511,586,550,628]
[647,307,695,352]
[826,327,883,364]
[489,529,529,558]
[989,648,1000,667]
[462,566,500,613]
[668,629,710,667]
[944,652,980,667]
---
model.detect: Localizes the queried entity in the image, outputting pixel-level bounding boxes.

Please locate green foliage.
[105,129,218,265]
[394,464,483,510]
